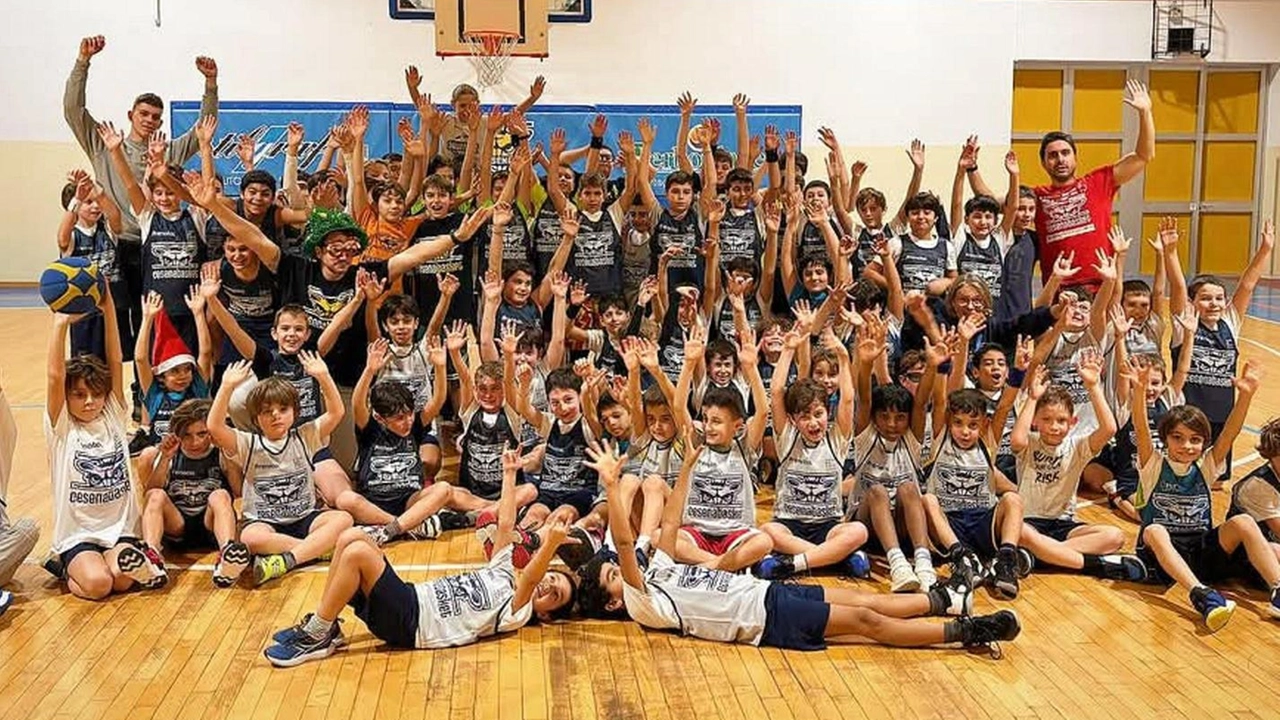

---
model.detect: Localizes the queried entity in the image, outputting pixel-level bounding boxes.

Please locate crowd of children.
[7,36,1280,662]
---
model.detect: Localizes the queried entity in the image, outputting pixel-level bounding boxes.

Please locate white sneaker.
[889,560,921,593]
[915,557,938,592]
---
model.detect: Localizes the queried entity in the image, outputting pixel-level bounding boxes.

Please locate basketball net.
[464,31,519,88]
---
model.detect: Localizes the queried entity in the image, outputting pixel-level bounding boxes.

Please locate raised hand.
[96,122,124,152]
[528,75,547,103]
[636,336,660,370]
[1092,247,1117,281]
[1027,365,1049,400]
[221,360,255,389]
[492,200,514,227]
[683,320,707,363]
[456,206,494,242]
[958,135,978,170]
[1076,347,1103,387]
[1004,150,1019,175]
[923,331,952,367]
[1014,334,1034,371]
[704,118,722,146]
[1123,79,1152,113]
[549,271,570,300]
[818,126,839,151]
[764,124,779,153]
[850,160,868,181]
[79,35,106,60]
[782,324,806,352]
[677,92,697,117]
[184,282,206,314]
[589,114,609,139]
[1052,251,1080,281]
[1234,358,1264,395]
[907,139,926,170]
[617,130,635,159]
[438,272,460,298]
[1175,305,1199,333]
[486,105,506,133]
[958,313,987,342]
[637,117,656,146]
[426,335,447,367]
[1109,305,1132,337]
[584,441,626,486]
[366,337,391,374]
[549,127,568,158]
[1262,219,1275,252]
[445,320,468,352]
[736,326,759,368]
[569,279,589,307]
[1108,226,1131,254]
[298,350,331,379]
[237,134,255,168]
[482,270,503,303]
[195,56,218,80]
[404,65,422,95]
[732,93,750,116]
[192,115,218,147]
[198,262,222,300]
[1158,216,1179,252]
[763,201,781,234]
[141,291,163,320]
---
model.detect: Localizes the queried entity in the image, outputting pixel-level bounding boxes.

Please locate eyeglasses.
[324,245,361,258]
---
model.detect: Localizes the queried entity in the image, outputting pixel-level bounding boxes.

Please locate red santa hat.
[151,309,195,375]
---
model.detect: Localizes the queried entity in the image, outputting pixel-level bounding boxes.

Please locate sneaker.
[253,554,290,586]
[510,527,542,569]
[214,541,251,588]
[117,546,167,589]
[475,509,499,558]
[991,554,1020,600]
[844,550,871,579]
[1015,548,1035,578]
[929,568,975,617]
[555,527,598,570]
[1190,586,1235,632]
[141,546,169,587]
[272,614,348,646]
[755,554,796,580]
[0,589,12,617]
[407,515,442,541]
[263,622,346,668]
[959,610,1022,658]
[1269,587,1280,620]
[358,525,390,547]
[1099,554,1148,583]
[436,509,473,532]
[889,560,921,593]
[41,551,65,579]
[128,428,152,457]
[914,556,937,592]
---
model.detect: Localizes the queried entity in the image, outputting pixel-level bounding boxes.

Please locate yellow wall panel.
[1144,141,1195,202]
[1013,69,1064,134]
[1075,141,1122,176]
[1205,71,1260,134]
[1197,214,1253,275]
[1139,214,1191,274]
[1072,70,1126,133]
[1149,70,1200,134]
[1201,142,1255,202]
[1011,140,1050,187]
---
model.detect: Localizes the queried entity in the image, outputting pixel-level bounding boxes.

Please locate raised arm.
[1034,251,1078,309]
[1010,365,1048,454]
[1211,359,1261,470]
[65,37,107,156]
[208,360,253,453]
[587,442,647,591]
[352,339,389,431]
[672,321,705,431]
[135,292,162,393]
[1130,363,1156,470]
[533,209,578,310]
[426,274,458,345]
[1078,350,1117,455]
[184,285,215,382]
[420,338,449,426]
[300,351,345,439]
[852,318,887,434]
[189,176,281,271]
[675,92,696,175]
[656,426,704,559]
[1112,81,1154,186]
[1169,306,1197,395]
[738,327,770,448]
[97,123,147,216]
[759,201,780,307]
[317,272,374,356]
[200,265,257,360]
[733,94,751,170]
[1160,217,1188,320]
[951,138,976,237]
[893,140,926,227]
[998,151,1021,236]
[445,321,473,410]
[991,335,1032,444]
[386,207,492,283]
[1232,219,1274,319]
[780,195,801,296]
[1088,248,1118,344]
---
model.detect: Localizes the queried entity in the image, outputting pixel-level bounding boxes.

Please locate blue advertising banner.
[171,101,802,199]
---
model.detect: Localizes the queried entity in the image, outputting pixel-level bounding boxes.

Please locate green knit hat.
[301,208,368,256]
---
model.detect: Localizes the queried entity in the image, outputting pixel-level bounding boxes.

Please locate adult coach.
[1034,80,1153,291]
[63,35,219,390]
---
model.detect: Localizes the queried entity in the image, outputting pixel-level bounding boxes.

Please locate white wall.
[2,0,1280,281]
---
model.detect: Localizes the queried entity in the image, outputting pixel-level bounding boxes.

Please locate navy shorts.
[165,512,218,549]
[995,455,1017,485]
[946,507,999,557]
[536,487,596,517]
[760,583,829,651]
[1087,442,1118,474]
[1138,527,1260,586]
[312,447,335,465]
[58,537,144,578]
[262,510,322,540]
[1113,471,1139,500]
[369,493,414,518]
[349,561,420,648]
[1026,517,1083,542]
[776,518,839,546]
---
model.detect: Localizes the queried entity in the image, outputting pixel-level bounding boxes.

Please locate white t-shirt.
[413,544,533,648]
[46,396,141,553]
[1015,434,1094,520]
[926,434,998,513]
[1232,475,1280,524]
[772,425,849,522]
[848,425,923,512]
[622,542,770,645]
[1045,330,1100,439]
[228,421,324,524]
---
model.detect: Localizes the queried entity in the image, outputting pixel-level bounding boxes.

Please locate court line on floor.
[25,558,491,573]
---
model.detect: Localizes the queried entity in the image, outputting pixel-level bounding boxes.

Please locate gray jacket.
[64,58,219,242]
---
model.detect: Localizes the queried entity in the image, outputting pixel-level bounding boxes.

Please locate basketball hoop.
[464,30,519,87]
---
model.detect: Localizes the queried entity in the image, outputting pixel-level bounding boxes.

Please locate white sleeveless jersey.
[925,435,997,512]
[848,425,923,512]
[681,438,757,535]
[378,341,434,415]
[46,397,142,553]
[625,433,683,486]
[772,425,848,522]
[622,545,769,645]
[232,422,323,524]
[413,545,533,648]
[1046,331,1098,438]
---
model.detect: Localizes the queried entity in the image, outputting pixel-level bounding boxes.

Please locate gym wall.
[1,0,1278,282]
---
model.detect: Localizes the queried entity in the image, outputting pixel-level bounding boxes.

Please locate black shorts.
[776,518,839,546]
[946,507,999,557]
[312,447,335,465]
[369,493,414,518]
[760,583,829,651]
[58,537,144,578]
[995,454,1017,485]
[165,512,218,549]
[1026,517,1083,542]
[536,487,596,518]
[262,510,323,540]
[349,561,421,648]
[1086,442,1117,475]
[1139,527,1261,586]
[1113,471,1139,500]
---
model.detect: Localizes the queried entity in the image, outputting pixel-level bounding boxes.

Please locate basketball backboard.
[432,0,549,58]
[390,0,591,24]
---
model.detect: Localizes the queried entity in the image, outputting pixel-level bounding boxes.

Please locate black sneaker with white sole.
[1099,554,1148,582]
[928,568,975,617]
[1015,548,1035,578]
[991,554,1020,600]
[117,546,166,589]
[214,541,251,588]
[959,610,1022,659]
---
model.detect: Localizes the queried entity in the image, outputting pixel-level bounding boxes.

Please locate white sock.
[914,547,933,566]
[887,548,907,565]
[303,614,335,639]
[792,554,809,572]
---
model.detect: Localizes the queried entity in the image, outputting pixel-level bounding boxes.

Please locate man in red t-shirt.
[1033,80,1154,291]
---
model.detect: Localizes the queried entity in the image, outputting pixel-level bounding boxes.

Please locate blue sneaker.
[1269,587,1280,620]
[0,589,12,617]
[272,614,347,647]
[844,550,871,579]
[1190,586,1235,632]
[264,622,345,667]
[754,554,795,580]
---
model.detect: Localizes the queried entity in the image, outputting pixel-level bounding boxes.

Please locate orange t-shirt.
[357,208,427,294]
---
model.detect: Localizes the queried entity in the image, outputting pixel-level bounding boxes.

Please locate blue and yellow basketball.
[40,256,104,314]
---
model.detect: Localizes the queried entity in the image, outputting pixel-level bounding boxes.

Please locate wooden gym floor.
[3,303,1280,720]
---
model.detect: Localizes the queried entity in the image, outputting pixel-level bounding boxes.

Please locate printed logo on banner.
[172,102,802,200]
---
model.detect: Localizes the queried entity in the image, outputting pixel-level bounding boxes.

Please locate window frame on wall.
[1011,62,1270,278]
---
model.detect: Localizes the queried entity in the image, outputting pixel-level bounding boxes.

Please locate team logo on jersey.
[675,565,731,593]
[304,286,355,329]
[253,470,311,519]
[1150,494,1211,529]
[433,572,495,618]
[781,472,834,514]
[71,443,127,490]
[368,453,419,489]
[151,241,195,267]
